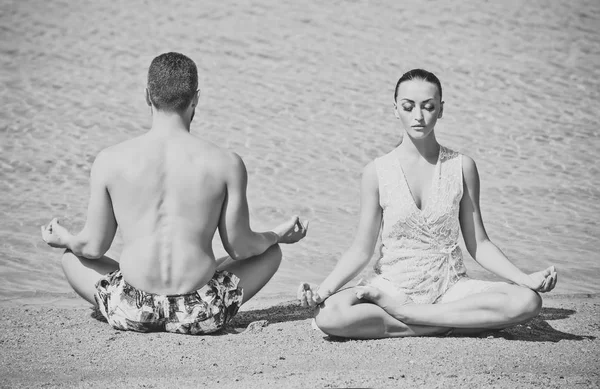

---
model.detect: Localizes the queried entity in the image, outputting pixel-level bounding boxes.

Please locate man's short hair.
[147,52,198,112]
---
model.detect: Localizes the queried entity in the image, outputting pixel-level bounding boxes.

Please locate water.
[1,0,599,301]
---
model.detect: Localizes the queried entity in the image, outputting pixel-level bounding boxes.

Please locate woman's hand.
[520,266,557,293]
[40,218,71,248]
[297,282,330,307]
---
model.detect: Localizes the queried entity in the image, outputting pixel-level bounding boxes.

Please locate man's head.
[146,52,198,113]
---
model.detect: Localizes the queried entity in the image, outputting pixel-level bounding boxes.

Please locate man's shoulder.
[97,137,139,157]
[90,138,144,177]
[92,141,129,166]
[185,137,241,168]
[214,149,245,176]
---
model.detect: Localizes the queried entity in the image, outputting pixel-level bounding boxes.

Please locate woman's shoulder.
[374,147,398,161]
[444,147,478,181]
[365,149,400,186]
[440,145,476,165]
[371,148,398,169]
[440,145,463,160]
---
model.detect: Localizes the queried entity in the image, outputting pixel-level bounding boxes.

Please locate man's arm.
[217,153,281,261]
[42,151,117,259]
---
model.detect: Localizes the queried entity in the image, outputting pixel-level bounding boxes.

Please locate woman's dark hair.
[147,52,198,112]
[394,69,442,102]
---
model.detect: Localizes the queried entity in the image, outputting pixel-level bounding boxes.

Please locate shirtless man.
[41,52,308,335]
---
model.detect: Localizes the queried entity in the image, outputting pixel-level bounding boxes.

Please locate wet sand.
[1,294,598,388]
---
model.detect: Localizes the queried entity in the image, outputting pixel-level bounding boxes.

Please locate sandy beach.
[1,294,598,388]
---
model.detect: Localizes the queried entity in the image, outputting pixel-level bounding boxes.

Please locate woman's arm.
[459,155,556,291]
[300,161,383,305]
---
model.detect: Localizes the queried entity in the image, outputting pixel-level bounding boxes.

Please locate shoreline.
[1,289,599,308]
[2,293,598,388]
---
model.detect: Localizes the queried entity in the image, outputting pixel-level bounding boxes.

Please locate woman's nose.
[413,109,424,121]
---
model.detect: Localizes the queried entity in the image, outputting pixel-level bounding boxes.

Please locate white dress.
[367,145,468,304]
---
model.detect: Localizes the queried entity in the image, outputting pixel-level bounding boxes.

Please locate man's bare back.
[102,130,233,294]
[41,52,307,334]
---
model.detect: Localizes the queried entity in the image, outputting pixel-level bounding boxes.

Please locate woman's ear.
[393,102,400,119]
[438,101,444,119]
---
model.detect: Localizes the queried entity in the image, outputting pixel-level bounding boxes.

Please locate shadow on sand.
[227,302,314,331]
[323,306,596,343]
[490,307,596,342]
[90,303,594,342]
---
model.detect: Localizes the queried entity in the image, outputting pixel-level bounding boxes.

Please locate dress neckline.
[394,145,443,213]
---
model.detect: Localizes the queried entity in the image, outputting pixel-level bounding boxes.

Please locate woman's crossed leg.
[315,282,541,339]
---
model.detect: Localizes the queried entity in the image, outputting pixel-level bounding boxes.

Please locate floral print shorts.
[94,270,243,335]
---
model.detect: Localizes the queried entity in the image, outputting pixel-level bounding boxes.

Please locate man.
[41,52,308,335]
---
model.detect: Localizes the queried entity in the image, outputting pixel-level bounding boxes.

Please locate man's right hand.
[41,218,71,249]
[272,216,309,244]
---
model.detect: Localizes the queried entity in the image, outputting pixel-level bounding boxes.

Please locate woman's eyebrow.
[399,98,435,103]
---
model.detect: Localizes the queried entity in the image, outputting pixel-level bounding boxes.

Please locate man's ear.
[191,89,200,107]
[438,101,444,119]
[145,88,152,107]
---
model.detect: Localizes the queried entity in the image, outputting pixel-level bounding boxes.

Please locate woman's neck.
[398,131,440,161]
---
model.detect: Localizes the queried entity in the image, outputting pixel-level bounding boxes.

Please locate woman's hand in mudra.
[297,283,330,308]
[521,266,557,293]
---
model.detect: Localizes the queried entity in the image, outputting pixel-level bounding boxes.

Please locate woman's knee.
[508,287,542,322]
[314,297,346,335]
[314,306,340,335]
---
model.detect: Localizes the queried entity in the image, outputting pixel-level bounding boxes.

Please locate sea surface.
[1,0,599,302]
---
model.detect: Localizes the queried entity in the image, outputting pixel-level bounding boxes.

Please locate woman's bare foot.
[355,286,413,309]
[355,286,415,322]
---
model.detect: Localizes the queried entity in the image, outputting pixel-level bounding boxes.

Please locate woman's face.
[394,79,443,140]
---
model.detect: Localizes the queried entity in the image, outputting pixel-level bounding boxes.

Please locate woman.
[298,69,557,339]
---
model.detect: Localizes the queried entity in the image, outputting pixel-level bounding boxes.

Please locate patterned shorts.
[94,270,243,335]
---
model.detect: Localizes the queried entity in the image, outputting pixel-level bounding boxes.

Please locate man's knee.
[265,243,282,256]
[61,249,80,274]
[263,244,282,266]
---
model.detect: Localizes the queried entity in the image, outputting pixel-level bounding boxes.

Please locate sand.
[1,294,598,389]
